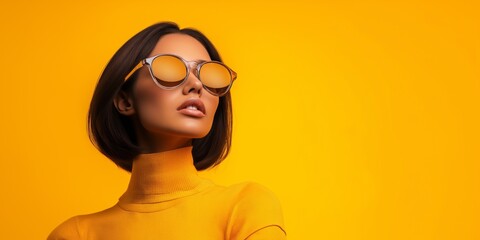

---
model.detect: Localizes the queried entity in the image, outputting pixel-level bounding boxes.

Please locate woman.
[47,22,286,240]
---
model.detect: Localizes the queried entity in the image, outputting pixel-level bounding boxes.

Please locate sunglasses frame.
[124,54,237,97]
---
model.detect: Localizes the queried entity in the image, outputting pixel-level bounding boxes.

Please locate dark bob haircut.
[88,22,233,172]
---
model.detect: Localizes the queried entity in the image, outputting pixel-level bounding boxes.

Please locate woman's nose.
[182,70,203,96]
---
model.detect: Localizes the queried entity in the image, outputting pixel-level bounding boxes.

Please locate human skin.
[114,33,220,153]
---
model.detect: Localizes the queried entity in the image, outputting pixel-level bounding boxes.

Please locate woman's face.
[123,33,220,149]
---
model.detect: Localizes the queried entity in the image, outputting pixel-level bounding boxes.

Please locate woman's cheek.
[134,88,167,125]
[209,97,220,119]
[135,87,158,106]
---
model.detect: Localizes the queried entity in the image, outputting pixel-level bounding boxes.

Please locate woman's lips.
[178,108,206,117]
[177,98,206,118]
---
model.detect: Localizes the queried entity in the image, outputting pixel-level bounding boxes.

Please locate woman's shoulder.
[218,181,287,239]
[47,206,118,240]
[221,181,284,214]
[221,181,280,202]
[209,181,284,214]
[47,215,81,240]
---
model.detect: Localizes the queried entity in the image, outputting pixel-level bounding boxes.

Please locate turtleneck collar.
[118,146,213,212]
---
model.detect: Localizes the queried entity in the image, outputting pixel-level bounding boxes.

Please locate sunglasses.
[124,54,237,96]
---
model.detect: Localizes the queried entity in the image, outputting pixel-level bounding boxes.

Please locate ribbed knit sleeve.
[226,182,287,240]
[47,216,81,240]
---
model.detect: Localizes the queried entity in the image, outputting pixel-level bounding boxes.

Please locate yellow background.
[0,0,479,239]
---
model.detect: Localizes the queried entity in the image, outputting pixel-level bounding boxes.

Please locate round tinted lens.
[199,62,232,95]
[151,55,187,87]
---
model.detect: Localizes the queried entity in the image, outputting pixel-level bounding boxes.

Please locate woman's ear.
[113,90,136,116]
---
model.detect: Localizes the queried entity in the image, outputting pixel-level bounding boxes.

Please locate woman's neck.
[133,120,193,153]
[122,146,202,203]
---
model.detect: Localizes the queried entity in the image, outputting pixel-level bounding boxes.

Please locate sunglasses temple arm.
[124,61,144,81]
[231,70,238,81]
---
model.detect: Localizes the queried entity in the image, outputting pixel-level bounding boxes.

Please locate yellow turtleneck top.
[48,146,286,240]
